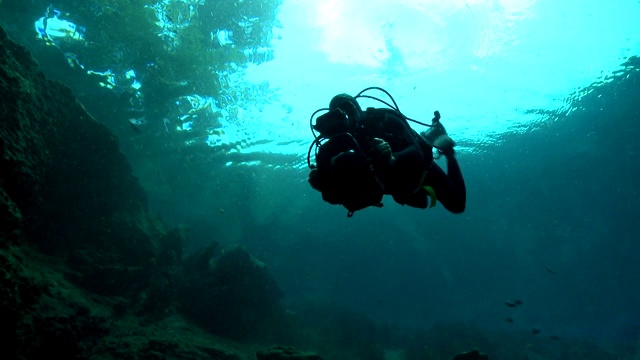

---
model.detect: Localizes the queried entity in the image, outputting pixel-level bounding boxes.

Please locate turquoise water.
[2,0,640,355]
[16,0,640,167]
[244,0,640,161]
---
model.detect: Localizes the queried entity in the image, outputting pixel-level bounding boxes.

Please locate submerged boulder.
[179,242,284,340]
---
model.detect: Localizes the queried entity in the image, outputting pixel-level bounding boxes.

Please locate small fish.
[532,328,541,335]
[514,299,523,306]
[505,301,518,308]
[505,317,514,323]
[548,335,560,340]
[545,266,556,275]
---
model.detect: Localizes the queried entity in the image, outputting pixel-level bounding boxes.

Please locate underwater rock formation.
[0,25,288,359]
[0,23,176,357]
[0,22,166,298]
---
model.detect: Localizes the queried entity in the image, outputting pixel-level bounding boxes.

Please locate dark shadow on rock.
[257,346,323,360]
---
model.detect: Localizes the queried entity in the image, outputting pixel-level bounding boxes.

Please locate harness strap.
[418,171,437,208]
[423,185,437,208]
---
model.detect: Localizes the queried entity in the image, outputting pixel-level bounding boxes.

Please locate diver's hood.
[329,93,362,120]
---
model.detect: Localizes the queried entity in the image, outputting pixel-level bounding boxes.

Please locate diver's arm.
[377,143,426,194]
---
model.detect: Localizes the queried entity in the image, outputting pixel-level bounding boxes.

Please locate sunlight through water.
[240,0,640,166]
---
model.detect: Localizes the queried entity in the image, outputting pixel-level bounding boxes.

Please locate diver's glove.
[420,110,455,157]
[371,138,396,168]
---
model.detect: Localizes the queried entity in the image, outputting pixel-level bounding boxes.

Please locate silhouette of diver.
[308,87,466,217]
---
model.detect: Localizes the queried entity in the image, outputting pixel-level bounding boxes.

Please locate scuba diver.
[307,87,466,217]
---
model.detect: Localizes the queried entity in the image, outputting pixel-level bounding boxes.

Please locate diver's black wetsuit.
[423,153,466,213]
[356,108,466,213]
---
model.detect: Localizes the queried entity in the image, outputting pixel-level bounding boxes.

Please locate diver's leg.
[427,156,466,213]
